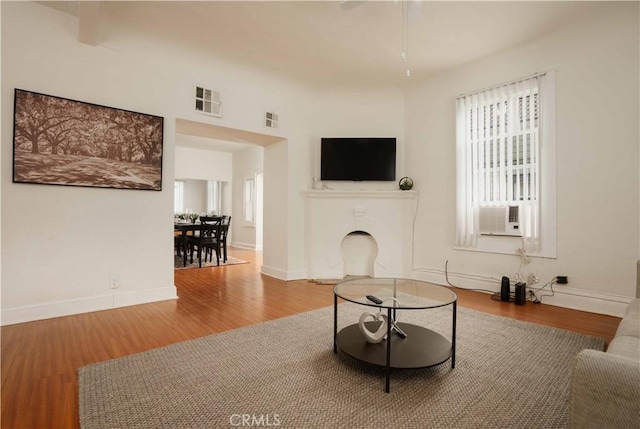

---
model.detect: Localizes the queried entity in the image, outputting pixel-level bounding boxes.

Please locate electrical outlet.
[527,273,538,286]
[109,274,120,289]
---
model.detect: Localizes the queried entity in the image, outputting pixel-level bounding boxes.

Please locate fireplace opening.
[340,230,378,278]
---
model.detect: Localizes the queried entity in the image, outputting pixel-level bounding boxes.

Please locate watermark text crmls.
[229,414,281,427]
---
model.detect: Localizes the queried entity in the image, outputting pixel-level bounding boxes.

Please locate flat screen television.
[320,137,396,181]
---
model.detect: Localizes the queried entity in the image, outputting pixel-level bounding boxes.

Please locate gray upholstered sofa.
[568,263,640,428]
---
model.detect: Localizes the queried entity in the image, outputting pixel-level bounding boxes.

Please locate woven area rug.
[79,303,605,429]
[174,254,248,270]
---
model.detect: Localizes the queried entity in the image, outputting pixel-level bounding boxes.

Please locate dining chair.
[200,216,223,263]
[220,215,232,262]
[186,217,222,267]
[174,232,183,257]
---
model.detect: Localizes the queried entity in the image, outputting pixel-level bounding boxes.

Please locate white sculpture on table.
[358,311,389,343]
[358,297,407,343]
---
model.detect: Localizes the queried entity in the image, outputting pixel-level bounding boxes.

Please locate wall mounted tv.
[320,137,396,181]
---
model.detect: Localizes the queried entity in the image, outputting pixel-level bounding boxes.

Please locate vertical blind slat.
[515,80,522,202]
[471,94,479,209]
[499,87,507,204]
[483,92,489,203]
[491,88,498,203]
[523,81,530,203]
[465,97,474,243]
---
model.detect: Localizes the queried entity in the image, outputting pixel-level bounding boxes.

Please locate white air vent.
[264,111,279,129]
[195,86,222,118]
[479,206,520,236]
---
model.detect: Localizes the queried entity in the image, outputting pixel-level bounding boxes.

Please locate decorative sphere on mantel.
[399,177,414,191]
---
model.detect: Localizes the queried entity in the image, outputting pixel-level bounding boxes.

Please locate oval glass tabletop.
[334,277,457,309]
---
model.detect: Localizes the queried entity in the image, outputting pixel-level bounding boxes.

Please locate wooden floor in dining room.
[1,248,621,429]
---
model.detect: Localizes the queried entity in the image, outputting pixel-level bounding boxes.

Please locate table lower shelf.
[336,322,452,369]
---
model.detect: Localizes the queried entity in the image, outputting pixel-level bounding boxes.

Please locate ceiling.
[36,1,606,152]
[40,1,604,87]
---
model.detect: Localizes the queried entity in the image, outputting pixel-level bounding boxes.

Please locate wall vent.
[195,86,222,118]
[264,111,279,129]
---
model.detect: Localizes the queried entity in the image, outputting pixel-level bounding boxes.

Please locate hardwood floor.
[1,249,621,429]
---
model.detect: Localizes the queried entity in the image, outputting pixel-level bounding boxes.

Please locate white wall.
[261,79,406,279]
[174,146,232,182]
[231,145,264,250]
[0,2,406,323]
[288,87,406,279]
[403,2,639,316]
[175,147,233,216]
[262,140,289,279]
[5,1,632,323]
[1,3,178,324]
[0,2,295,323]
[309,87,406,191]
[181,179,207,214]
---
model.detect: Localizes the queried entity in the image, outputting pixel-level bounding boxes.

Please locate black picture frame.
[12,89,164,191]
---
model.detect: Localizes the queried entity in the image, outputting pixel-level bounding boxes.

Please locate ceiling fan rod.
[401,0,410,77]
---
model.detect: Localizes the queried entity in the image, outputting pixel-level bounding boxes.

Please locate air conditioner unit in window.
[479,206,520,236]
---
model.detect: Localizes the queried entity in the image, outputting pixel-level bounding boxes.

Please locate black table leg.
[385,306,392,393]
[452,300,457,369]
[182,232,188,267]
[333,293,338,354]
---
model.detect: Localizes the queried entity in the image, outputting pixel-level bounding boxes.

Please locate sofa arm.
[569,349,640,428]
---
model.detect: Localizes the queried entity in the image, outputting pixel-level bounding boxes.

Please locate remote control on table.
[366,295,383,305]
[394,326,408,338]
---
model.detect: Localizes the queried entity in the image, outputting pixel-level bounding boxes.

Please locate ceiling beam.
[176,119,285,147]
[78,1,101,45]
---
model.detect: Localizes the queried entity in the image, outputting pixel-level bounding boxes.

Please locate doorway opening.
[174,118,283,262]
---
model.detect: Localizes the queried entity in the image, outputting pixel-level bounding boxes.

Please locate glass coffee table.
[333,278,457,392]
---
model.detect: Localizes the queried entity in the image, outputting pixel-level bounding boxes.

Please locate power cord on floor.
[445,260,560,304]
[490,292,514,302]
[445,260,502,300]
[527,277,558,304]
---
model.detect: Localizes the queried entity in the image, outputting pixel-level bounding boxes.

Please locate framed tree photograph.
[12,89,164,191]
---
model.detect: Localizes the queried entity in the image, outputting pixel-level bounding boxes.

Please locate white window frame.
[206,180,222,215]
[243,177,256,227]
[455,71,556,258]
[174,180,184,214]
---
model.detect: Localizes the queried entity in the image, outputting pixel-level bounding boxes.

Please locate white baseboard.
[113,286,178,308]
[410,267,632,318]
[307,270,342,281]
[231,241,258,251]
[534,286,632,318]
[1,286,178,326]
[260,265,306,281]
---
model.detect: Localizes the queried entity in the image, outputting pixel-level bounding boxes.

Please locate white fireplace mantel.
[304,190,418,280]
[304,190,417,200]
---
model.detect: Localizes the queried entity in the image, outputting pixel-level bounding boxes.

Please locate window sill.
[453,235,557,259]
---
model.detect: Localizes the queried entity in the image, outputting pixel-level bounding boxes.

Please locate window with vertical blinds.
[456,72,556,257]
